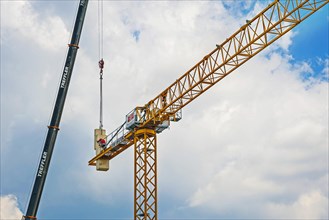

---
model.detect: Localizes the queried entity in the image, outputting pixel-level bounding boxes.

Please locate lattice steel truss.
[134,129,157,220]
[87,1,329,220]
[89,0,328,166]
[141,0,329,127]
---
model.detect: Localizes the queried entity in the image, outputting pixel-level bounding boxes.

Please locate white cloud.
[1,1,69,51]
[0,195,23,220]
[275,29,296,52]
[1,1,328,219]
[317,57,329,77]
[181,51,328,217]
[265,191,328,219]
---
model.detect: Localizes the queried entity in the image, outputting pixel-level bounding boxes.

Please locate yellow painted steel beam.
[141,0,329,127]
[89,0,328,166]
[134,129,157,220]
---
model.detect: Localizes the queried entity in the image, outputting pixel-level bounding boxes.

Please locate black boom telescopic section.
[24,1,89,219]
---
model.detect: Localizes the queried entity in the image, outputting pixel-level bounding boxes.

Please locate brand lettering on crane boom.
[60,67,69,88]
[37,152,47,177]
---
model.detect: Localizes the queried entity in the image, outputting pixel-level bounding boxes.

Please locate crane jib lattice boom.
[89,0,328,219]
[89,0,328,165]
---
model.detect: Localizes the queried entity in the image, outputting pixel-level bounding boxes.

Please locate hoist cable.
[99,64,104,129]
[98,0,104,129]
[98,0,104,59]
[101,0,104,58]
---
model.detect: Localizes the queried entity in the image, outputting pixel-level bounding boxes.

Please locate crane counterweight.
[94,128,109,171]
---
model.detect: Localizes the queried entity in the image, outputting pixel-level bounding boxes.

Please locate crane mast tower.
[19,0,327,219]
[89,0,329,219]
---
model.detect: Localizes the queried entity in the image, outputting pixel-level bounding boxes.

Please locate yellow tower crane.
[89,0,328,219]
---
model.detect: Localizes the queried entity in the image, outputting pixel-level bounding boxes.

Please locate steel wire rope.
[98,0,104,60]
[98,0,104,129]
[99,67,104,129]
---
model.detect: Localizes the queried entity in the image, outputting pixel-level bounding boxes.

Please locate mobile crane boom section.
[88,0,329,166]
[24,1,89,219]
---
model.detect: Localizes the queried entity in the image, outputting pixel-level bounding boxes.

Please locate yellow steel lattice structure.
[88,1,328,219]
[89,0,328,165]
[141,0,329,127]
[134,129,157,220]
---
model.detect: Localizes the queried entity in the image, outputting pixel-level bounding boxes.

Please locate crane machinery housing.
[89,0,329,220]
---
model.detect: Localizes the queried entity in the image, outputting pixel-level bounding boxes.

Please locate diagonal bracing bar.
[87,2,328,220]
[88,0,328,167]
[141,0,329,126]
[134,129,157,220]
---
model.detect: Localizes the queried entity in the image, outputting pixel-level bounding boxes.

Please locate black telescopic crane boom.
[24,1,89,219]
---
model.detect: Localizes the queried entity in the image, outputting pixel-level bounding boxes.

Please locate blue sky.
[289,8,329,80]
[1,1,328,219]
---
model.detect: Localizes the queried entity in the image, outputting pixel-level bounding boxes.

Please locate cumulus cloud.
[1,1,328,219]
[317,57,329,80]
[182,50,328,218]
[265,191,328,219]
[1,1,69,51]
[0,195,23,220]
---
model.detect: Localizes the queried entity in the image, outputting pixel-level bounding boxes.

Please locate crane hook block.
[94,128,109,171]
[99,59,104,74]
